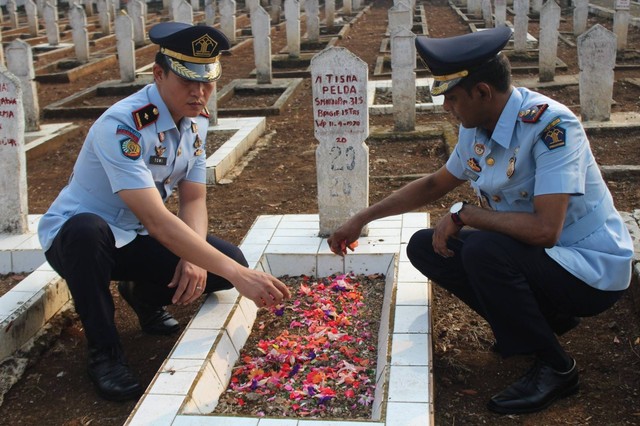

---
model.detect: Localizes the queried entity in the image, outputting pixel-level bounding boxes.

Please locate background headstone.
[25,0,40,37]
[573,0,588,36]
[251,6,272,84]
[305,0,320,42]
[98,0,112,35]
[285,0,301,58]
[613,0,630,51]
[115,12,136,83]
[481,0,493,28]
[312,47,369,237]
[538,0,560,82]
[219,0,237,44]
[43,2,61,46]
[6,40,40,132]
[577,24,616,122]
[0,69,28,235]
[513,0,529,53]
[390,27,416,131]
[128,0,147,47]
[495,0,507,27]
[205,0,216,26]
[70,4,90,63]
[174,0,194,24]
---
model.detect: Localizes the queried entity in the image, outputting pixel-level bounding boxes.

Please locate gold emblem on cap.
[193,34,217,58]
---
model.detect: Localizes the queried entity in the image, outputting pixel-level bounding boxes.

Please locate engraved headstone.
[391,28,416,131]
[252,6,272,84]
[312,47,369,236]
[538,0,560,82]
[284,0,300,58]
[115,12,136,82]
[0,70,28,234]
[577,24,616,122]
[70,4,90,63]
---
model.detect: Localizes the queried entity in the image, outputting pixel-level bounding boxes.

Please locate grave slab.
[216,78,304,116]
[367,78,445,115]
[124,213,435,426]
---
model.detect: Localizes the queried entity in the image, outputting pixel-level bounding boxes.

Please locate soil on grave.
[1,1,639,425]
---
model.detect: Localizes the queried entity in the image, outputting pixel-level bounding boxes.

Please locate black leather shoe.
[487,358,579,414]
[88,345,143,401]
[118,281,180,335]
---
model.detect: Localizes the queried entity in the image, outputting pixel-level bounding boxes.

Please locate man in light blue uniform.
[327,26,632,414]
[38,22,290,402]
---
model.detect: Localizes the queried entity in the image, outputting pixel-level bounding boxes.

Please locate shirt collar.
[147,84,184,133]
[486,87,522,149]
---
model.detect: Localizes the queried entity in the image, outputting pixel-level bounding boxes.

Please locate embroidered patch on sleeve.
[519,104,549,123]
[132,104,159,130]
[542,117,566,150]
[120,138,142,160]
[116,124,142,142]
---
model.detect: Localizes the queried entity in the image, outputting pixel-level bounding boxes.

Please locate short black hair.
[155,52,170,73]
[457,53,512,94]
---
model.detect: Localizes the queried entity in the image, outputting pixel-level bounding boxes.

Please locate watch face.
[450,201,464,214]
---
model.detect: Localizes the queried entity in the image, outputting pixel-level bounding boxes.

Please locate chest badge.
[474,143,485,156]
[191,122,198,133]
[193,135,203,149]
[506,156,516,178]
[467,158,482,173]
[150,145,168,165]
[158,132,165,142]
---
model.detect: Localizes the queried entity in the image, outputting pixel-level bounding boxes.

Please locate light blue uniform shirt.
[446,87,632,291]
[38,84,210,251]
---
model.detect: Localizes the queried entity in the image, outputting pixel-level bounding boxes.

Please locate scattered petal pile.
[215,273,385,419]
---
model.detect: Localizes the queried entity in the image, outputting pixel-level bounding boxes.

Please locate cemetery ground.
[1,0,640,424]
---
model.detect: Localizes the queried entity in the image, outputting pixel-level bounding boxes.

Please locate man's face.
[442,85,486,129]
[154,63,215,122]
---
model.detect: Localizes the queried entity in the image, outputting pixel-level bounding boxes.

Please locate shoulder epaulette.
[519,104,549,123]
[132,103,159,130]
[200,106,210,118]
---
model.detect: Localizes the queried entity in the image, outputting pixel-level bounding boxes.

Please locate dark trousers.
[406,229,625,357]
[45,213,248,348]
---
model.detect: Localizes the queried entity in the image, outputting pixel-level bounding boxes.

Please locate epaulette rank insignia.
[519,104,549,123]
[132,104,159,130]
[542,117,566,150]
[200,106,210,118]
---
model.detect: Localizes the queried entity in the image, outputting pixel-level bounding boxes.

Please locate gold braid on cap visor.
[161,47,220,64]
[432,69,469,81]
[167,57,220,82]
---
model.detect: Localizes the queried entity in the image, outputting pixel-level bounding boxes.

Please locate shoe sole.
[487,383,580,415]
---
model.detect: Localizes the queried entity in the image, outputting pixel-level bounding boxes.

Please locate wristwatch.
[450,201,467,227]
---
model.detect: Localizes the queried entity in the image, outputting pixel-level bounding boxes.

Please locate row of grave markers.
[0,5,626,236]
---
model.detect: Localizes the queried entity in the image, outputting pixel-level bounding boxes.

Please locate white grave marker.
[391,27,416,131]
[70,4,90,63]
[312,47,369,237]
[577,24,616,122]
[115,12,136,83]
[6,40,40,132]
[305,0,320,42]
[0,70,28,234]
[219,0,237,44]
[538,0,560,82]
[284,0,300,58]
[251,6,272,84]
[573,0,588,36]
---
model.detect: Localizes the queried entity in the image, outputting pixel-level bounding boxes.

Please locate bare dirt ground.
[1,1,639,425]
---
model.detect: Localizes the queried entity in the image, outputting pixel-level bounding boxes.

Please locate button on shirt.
[38,84,209,251]
[446,87,633,291]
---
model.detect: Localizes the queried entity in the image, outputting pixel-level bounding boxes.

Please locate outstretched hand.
[327,220,362,256]
[232,267,291,308]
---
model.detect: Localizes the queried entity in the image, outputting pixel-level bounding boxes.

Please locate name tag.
[149,156,167,166]
[463,169,479,181]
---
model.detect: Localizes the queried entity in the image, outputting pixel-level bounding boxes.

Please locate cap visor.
[167,57,221,82]
[431,77,463,96]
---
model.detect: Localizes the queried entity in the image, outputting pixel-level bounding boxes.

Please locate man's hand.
[327,220,362,256]
[169,259,208,305]
[432,214,462,258]
[231,268,291,308]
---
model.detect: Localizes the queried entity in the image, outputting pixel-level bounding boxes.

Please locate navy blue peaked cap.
[415,26,512,95]
[149,22,230,82]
